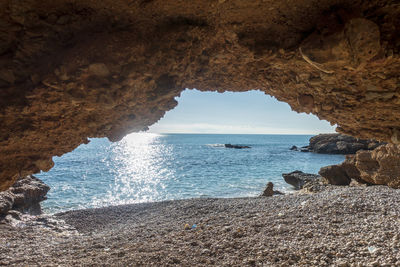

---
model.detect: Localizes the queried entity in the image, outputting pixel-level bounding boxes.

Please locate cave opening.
[36,89,345,213]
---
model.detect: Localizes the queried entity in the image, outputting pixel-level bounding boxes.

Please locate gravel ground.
[1,186,400,266]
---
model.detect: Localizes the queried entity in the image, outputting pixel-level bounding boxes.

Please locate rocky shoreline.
[1,133,400,265]
[1,185,400,266]
[289,134,400,189]
[291,133,384,154]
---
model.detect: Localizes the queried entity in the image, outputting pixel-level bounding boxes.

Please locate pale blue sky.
[148,89,336,134]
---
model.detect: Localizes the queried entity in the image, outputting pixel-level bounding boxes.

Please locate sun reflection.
[91,133,174,207]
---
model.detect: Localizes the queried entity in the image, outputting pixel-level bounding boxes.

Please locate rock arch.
[0,0,399,190]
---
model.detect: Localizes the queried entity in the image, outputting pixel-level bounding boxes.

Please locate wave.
[206,144,225,148]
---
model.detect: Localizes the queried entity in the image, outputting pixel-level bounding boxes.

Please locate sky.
[148,89,336,134]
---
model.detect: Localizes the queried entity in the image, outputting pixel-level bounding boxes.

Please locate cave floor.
[1,186,400,266]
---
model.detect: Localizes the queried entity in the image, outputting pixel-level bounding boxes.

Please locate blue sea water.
[37,133,345,213]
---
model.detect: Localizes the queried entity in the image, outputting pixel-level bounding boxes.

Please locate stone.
[261,182,283,197]
[10,175,50,213]
[340,155,363,183]
[0,1,399,190]
[321,161,359,185]
[224,144,251,149]
[307,134,384,154]
[0,191,14,215]
[355,144,400,188]
[319,144,400,188]
[0,175,49,216]
[282,171,321,190]
[290,145,298,151]
[319,165,351,185]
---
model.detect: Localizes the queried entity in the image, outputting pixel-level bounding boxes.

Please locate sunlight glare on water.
[93,133,174,207]
[39,133,345,213]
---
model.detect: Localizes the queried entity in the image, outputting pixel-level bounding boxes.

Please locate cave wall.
[0,0,399,190]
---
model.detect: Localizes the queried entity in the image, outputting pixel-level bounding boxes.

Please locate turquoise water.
[37,133,345,213]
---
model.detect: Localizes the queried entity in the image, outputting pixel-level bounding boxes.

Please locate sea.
[37,133,345,214]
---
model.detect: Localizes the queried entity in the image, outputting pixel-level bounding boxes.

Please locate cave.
[0,1,399,189]
[1,1,400,265]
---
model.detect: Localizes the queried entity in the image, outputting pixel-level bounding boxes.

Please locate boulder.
[305,134,384,154]
[340,155,363,183]
[317,154,365,186]
[319,165,351,185]
[282,170,321,190]
[10,176,50,206]
[290,145,298,151]
[355,144,400,188]
[0,175,49,216]
[261,182,284,197]
[317,144,400,188]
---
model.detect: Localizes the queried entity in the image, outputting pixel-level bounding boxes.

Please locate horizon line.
[145,132,336,135]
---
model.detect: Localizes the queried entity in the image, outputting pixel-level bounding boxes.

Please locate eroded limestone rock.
[0,0,399,190]
[0,175,49,216]
[302,134,384,154]
[319,145,400,188]
[319,165,352,186]
[355,144,400,188]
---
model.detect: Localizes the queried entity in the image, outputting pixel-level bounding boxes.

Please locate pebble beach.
[1,185,400,266]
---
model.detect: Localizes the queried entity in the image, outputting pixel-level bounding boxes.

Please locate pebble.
[1,186,400,266]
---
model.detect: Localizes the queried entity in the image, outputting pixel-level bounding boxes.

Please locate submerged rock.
[0,175,49,216]
[282,171,321,190]
[290,145,298,151]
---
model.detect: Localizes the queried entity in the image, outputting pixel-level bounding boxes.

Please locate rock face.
[0,192,14,215]
[318,144,400,188]
[301,134,383,154]
[0,1,399,190]
[355,144,400,188]
[0,175,49,216]
[282,171,321,190]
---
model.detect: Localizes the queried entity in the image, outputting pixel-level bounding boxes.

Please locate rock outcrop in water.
[0,175,49,216]
[299,134,383,154]
[0,0,399,190]
[224,144,251,149]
